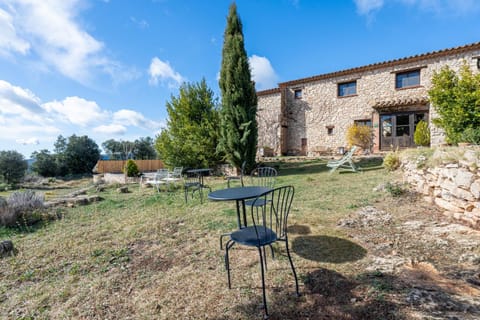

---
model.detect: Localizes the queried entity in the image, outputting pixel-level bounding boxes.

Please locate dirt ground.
[334,189,480,320]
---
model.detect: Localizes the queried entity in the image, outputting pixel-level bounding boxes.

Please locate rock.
[454,170,475,189]
[117,186,129,193]
[0,240,15,257]
[366,256,406,273]
[471,180,480,199]
[434,198,464,213]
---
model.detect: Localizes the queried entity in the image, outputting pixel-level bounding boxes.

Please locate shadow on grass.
[219,268,406,320]
[291,235,367,263]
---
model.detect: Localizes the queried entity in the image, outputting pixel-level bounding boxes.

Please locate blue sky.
[1,0,480,158]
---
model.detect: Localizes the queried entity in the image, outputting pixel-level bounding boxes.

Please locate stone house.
[256,42,480,156]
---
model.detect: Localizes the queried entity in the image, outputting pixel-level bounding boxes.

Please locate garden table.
[208,186,271,228]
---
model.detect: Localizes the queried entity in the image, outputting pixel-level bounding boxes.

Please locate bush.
[0,190,45,227]
[413,120,430,146]
[123,159,140,177]
[460,127,480,145]
[346,124,373,152]
[383,148,401,171]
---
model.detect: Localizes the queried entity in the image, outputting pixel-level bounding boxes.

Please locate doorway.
[380,112,428,150]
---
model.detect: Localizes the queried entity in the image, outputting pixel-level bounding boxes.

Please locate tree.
[53,135,69,176]
[133,137,157,160]
[63,135,101,174]
[102,139,124,160]
[0,150,27,186]
[31,149,58,177]
[429,63,480,144]
[218,3,258,173]
[155,79,222,168]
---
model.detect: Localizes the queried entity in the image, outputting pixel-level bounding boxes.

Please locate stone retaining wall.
[402,147,480,229]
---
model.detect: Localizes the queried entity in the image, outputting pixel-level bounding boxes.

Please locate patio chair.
[244,166,277,207]
[144,169,169,192]
[224,186,300,319]
[226,161,246,188]
[183,171,203,203]
[165,166,183,188]
[326,145,359,174]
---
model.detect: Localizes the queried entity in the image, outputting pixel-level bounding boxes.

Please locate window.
[354,119,372,127]
[395,70,420,89]
[294,89,302,99]
[326,125,334,135]
[338,81,357,97]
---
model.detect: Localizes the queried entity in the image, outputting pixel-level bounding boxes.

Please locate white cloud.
[0,0,134,84]
[148,57,185,87]
[16,137,39,145]
[42,96,108,126]
[0,7,30,56]
[113,109,162,130]
[130,16,149,29]
[354,0,480,16]
[248,55,279,90]
[93,124,127,135]
[354,0,384,15]
[0,80,46,123]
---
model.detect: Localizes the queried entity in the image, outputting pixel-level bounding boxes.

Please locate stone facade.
[257,42,480,156]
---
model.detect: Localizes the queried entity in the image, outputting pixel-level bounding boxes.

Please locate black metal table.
[208,186,271,228]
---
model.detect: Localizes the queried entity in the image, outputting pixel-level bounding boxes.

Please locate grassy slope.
[1,158,395,319]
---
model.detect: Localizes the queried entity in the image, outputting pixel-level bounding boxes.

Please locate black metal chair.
[244,167,277,207]
[226,161,246,188]
[183,171,202,203]
[224,185,299,319]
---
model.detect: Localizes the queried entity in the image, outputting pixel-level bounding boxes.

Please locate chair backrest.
[248,167,277,188]
[155,169,169,180]
[184,171,200,186]
[172,167,183,178]
[250,185,295,242]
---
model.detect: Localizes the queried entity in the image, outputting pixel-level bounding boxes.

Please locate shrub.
[413,120,430,146]
[429,64,480,144]
[460,127,480,145]
[123,159,140,177]
[0,190,45,227]
[346,124,373,152]
[383,148,401,171]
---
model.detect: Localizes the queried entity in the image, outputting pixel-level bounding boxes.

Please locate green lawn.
[1,158,406,319]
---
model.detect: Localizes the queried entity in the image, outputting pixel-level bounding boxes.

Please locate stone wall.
[257,44,480,156]
[257,91,282,155]
[402,146,480,229]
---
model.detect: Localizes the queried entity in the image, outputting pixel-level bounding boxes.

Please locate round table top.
[187,168,212,174]
[208,186,271,201]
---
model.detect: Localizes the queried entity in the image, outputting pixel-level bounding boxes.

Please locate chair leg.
[257,247,269,319]
[225,240,235,289]
[219,233,230,250]
[285,240,300,297]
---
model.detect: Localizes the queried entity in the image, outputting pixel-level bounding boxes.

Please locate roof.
[372,96,429,111]
[276,41,480,88]
[256,87,281,96]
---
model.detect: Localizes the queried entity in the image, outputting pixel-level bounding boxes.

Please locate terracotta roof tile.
[276,42,480,88]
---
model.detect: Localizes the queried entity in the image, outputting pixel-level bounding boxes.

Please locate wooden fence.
[94,160,164,174]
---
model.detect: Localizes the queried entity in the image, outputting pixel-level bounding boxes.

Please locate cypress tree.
[218,2,258,173]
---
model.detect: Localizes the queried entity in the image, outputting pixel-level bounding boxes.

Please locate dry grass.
[1,158,478,319]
